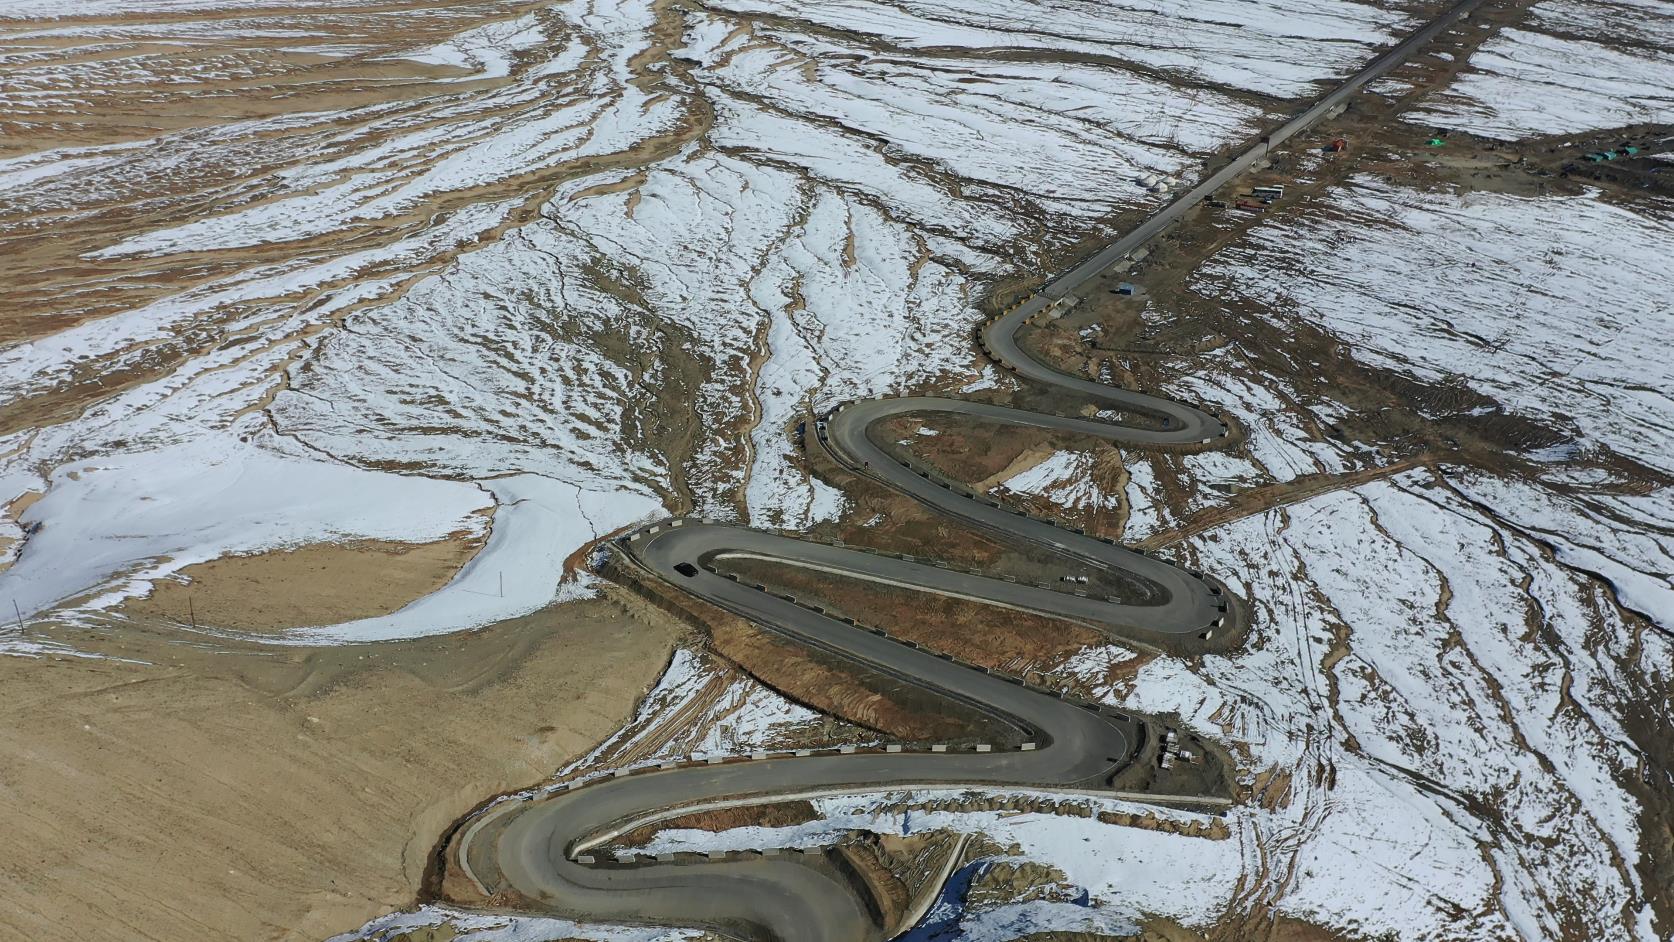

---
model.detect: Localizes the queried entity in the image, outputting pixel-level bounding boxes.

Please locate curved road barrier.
[447,1,1485,937]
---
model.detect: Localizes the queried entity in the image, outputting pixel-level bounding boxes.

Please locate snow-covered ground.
[1167,472,1664,941]
[1190,176,1674,636]
[0,432,493,621]
[966,139,1673,940]
[995,451,1122,518]
[703,0,1413,98]
[331,907,694,942]
[0,0,1402,641]
[1200,178,1674,479]
[1410,0,1674,138]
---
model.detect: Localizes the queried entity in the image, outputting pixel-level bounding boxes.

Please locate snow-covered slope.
[1067,167,1669,940]
[1192,178,1674,630]
[0,0,1407,638]
[1409,0,1674,137]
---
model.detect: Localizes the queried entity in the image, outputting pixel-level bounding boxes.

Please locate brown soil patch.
[0,489,42,574]
[707,614,993,743]
[616,801,820,847]
[722,558,1108,683]
[119,529,489,633]
[5,489,42,518]
[1248,766,1296,812]
[0,597,677,942]
[1133,914,1357,942]
[874,412,1056,485]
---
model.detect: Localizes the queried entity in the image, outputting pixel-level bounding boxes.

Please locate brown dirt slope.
[0,598,675,942]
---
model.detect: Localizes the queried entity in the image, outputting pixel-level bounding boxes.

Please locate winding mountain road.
[448,1,1486,937]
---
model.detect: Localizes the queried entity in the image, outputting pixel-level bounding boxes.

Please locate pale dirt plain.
[0,588,678,942]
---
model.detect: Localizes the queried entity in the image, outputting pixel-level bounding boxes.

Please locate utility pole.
[188,595,196,631]
[10,600,22,636]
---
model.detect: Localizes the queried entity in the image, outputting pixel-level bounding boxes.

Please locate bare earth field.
[0,599,676,942]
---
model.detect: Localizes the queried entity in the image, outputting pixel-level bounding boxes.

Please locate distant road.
[1036,0,1489,304]
[456,2,1487,937]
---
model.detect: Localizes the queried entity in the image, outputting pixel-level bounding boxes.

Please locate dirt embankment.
[615,801,821,847]
[721,558,1116,684]
[0,597,676,942]
[707,612,1009,745]
[605,552,1010,744]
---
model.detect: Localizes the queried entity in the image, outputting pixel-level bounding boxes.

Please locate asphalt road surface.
[459,2,1485,937]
